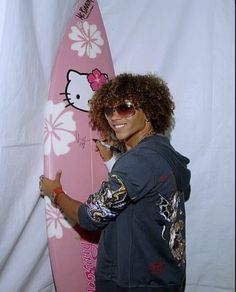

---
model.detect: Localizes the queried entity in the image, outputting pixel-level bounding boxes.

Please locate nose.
[110,109,122,120]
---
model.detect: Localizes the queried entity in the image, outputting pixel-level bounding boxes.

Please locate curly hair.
[89,73,175,137]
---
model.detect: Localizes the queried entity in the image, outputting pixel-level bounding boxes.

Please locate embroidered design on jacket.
[158,191,185,265]
[169,220,185,262]
[86,174,130,222]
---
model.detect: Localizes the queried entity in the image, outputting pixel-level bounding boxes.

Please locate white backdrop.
[0,0,234,291]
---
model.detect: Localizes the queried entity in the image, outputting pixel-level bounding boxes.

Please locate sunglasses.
[104,102,136,119]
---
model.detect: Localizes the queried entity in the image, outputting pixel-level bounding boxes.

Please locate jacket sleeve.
[78,173,131,231]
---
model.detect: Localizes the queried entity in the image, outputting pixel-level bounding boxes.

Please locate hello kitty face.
[61,69,108,112]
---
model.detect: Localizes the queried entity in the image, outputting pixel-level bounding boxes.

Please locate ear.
[68,69,79,81]
[144,113,151,122]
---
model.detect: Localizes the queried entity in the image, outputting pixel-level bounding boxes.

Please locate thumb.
[55,170,62,184]
[96,141,112,161]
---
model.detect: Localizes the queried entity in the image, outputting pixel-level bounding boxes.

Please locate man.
[40,73,191,291]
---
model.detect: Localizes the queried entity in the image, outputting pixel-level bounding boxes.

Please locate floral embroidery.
[68,21,104,59]
[149,261,166,276]
[87,69,108,91]
[158,192,185,265]
[44,101,76,156]
[45,197,75,239]
[169,221,185,263]
[159,192,179,223]
[86,174,130,222]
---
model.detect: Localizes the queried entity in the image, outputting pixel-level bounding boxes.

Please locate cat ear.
[68,69,78,81]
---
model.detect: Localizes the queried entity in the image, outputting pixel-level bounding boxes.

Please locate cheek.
[108,120,114,130]
[134,114,146,128]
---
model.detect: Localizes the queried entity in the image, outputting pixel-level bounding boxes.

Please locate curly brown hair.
[89,73,175,137]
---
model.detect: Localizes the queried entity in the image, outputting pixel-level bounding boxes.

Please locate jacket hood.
[142,135,191,196]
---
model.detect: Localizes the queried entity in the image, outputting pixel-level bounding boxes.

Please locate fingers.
[39,175,45,196]
[55,170,62,184]
[100,135,113,145]
[96,141,112,162]
[96,140,108,151]
[39,170,62,197]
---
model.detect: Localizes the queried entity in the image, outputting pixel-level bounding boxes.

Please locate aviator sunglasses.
[104,102,136,119]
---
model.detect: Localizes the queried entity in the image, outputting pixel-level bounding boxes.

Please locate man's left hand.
[39,170,62,197]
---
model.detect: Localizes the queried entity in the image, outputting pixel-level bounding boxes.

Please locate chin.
[115,132,127,141]
[115,134,123,141]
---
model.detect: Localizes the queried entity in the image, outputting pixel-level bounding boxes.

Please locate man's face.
[105,101,148,148]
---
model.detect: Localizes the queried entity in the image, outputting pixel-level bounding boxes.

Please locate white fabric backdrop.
[0,0,234,291]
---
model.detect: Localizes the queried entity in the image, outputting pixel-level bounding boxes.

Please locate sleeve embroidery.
[85,173,131,222]
[158,191,186,265]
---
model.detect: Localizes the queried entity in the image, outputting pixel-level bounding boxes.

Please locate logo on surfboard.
[74,0,95,20]
[61,68,108,111]
[69,20,104,59]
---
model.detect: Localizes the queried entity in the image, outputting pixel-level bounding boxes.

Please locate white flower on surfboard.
[44,101,76,156]
[68,21,104,58]
[45,197,75,239]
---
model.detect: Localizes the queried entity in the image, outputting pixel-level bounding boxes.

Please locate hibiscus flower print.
[44,101,76,156]
[45,197,75,239]
[68,21,104,59]
[87,69,108,91]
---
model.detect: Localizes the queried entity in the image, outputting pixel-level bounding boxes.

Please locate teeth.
[114,124,125,128]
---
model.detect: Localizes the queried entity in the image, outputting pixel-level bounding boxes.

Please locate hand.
[39,170,62,197]
[95,140,113,162]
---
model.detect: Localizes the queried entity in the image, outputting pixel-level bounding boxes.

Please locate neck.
[125,123,155,150]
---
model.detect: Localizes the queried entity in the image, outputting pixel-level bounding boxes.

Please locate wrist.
[50,187,64,207]
[104,155,118,172]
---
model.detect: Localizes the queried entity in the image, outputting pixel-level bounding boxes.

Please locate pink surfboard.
[43,1,115,291]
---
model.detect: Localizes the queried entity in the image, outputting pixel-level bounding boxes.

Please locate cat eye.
[104,102,136,119]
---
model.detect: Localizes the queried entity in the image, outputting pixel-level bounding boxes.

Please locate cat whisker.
[60,92,71,96]
[65,102,74,108]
